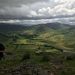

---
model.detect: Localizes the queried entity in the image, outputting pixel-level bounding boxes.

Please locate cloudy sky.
[0,0,75,25]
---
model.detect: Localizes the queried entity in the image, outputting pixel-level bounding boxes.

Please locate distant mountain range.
[0,22,75,32]
[0,23,26,32]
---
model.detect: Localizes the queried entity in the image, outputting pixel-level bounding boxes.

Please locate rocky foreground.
[0,61,65,75]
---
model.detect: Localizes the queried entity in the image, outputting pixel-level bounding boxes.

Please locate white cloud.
[0,0,75,21]
[28,11,38,17]
[34,0,75,18]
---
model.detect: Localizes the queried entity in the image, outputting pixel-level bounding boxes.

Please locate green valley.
[0,22,75,75]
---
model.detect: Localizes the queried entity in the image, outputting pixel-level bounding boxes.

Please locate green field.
[0,23,75,75]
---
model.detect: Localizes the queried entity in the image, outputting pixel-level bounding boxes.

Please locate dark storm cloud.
[0,0,45,7]
[0,0,47,19]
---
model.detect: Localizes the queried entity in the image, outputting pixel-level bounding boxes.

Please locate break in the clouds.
[0,0,75,24]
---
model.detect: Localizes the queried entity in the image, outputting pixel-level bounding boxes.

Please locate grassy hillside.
[0,23,75,75]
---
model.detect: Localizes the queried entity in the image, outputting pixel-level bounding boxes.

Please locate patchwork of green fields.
[0,23,75,75]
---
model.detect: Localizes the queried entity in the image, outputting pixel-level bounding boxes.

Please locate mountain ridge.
[0,22,75,32]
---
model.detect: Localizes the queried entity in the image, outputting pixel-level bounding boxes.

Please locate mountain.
[32,22,70,29]
[0,23,27,32]
[27,23,75,50]
[0,22,75,32]
[0,22,75,75]
[29,22,75,31]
